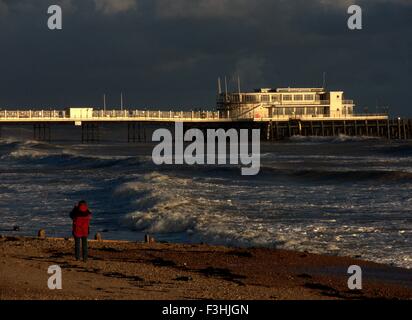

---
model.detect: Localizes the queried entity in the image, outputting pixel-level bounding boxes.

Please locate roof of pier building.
[254,88,326,94]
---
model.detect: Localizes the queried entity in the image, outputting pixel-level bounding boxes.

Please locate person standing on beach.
[70,200,92,262]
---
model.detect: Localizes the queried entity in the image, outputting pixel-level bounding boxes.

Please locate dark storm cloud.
[0,0,411,116]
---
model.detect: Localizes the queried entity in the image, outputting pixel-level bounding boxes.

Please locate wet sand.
[0,235,411,300]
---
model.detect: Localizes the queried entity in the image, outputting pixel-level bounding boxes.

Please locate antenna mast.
[224,76,228,99]
[218,77,222,94]
[121,92,124,111]
[322,72,327,89]
[103,94,106,111]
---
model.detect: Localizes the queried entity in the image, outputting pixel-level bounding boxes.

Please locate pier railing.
[0,109,388,122]
[0,109,221,120]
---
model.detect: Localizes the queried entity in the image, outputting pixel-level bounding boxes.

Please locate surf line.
[151,122,261,176]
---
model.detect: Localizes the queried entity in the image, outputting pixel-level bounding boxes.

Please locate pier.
[263,118,412,141]
[0,108,410,142]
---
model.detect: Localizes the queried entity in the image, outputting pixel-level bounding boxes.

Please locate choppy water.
[0,131,411,268]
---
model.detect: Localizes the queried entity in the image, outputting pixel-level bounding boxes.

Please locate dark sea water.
[0,128,411,268]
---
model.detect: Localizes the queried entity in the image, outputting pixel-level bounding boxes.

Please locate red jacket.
[70,205,92,238]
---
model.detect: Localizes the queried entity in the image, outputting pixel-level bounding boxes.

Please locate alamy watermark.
[47,4,363,31]
[47,265,62,290]
[152,123,261,176]
[347,5,363,30]
[47,5,62,30]
[347,265,362,290]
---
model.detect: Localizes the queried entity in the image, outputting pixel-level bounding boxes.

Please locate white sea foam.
[289,134,382,143]
[1,139,411,268]
[116,173,412,268]
[8,148,52,159]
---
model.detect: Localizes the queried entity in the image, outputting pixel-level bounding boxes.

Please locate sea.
[0,125,411,269]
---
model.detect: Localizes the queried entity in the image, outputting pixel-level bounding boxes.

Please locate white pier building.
[217,87,387,120]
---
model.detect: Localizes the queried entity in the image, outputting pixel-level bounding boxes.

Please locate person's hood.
[78,203,88,212]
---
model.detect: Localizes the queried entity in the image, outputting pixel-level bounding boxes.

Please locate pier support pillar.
[142,123,147,142]
[376,120,380,137]
[127,122,138,143]
[127,122,147,143]
[81,123,99,143]
[387,119,391,139]
[288,121,292,137]
[266,121,272,141]
[403,119,407,140]
[137,122,141,142]
[33,123,51,142]
[408,120,412,139]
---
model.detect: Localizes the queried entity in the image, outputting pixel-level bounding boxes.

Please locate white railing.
[254,114,388,121]
[217,99,355,105]
[92,110,220,119]
[0,109,221,120]
[0,109,388,122]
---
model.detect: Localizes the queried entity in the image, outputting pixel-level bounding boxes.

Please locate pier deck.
[0,109,410,142]
[0,109,388,124]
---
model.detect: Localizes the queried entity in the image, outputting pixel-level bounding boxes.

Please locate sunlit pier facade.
[0,88,410,142]
[0,87,389,124]
[0,109,222,123]
[217,87,388,121]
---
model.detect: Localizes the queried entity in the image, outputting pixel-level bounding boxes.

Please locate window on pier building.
[273,107,284,116]
[285,108,294,115]
[261,95,270,102]
[231,94,240,102]
[306,107,316,115]
[275,108,285,116]
[283,94,292,101]
[271,95,280,102]
[245,95,258,103]
[317,107,329,115]
[294,95,303,101]
[295,107,304,115]
[304,94,314,101]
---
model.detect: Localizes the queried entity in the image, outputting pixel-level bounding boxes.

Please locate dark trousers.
[74,237,88,261]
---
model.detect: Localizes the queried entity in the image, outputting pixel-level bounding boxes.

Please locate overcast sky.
[0,0,411,116]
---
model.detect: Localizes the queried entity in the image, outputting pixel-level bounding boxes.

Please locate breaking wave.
[116,172,412,268]
[258,167,412,183]
[1,137,411,268]
[1,139,411,184]
[289,134,383,143]
[118,173,279,247]
[0,140,147,169]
